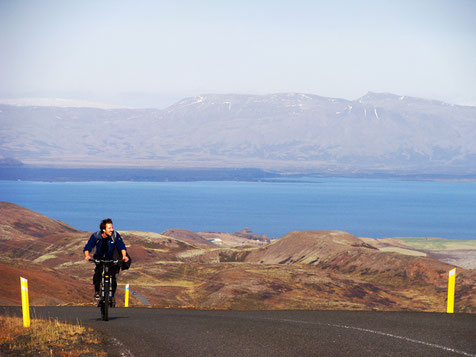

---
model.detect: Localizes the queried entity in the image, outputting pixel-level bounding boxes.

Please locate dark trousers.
[93,264,119,296]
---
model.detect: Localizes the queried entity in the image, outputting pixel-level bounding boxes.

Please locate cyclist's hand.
[123,255,129,262]
[84,255,91,262]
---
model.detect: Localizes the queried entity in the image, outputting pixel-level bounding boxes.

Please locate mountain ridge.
[1,91,475,173]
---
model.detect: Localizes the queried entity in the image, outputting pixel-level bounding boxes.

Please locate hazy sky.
[1,0,475,108]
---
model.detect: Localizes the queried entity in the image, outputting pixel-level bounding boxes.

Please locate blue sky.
[0,0,475,108]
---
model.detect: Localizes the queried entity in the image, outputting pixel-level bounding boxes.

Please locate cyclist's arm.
[83,233,97,261]
[121,249,129,262]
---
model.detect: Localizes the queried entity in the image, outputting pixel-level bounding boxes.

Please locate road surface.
[1,307,475,356]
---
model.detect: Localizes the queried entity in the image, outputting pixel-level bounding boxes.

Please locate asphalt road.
[1,307,475,357]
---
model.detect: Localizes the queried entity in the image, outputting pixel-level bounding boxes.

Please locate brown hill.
[232,228,270,243]
[197,231,269,248]
[245,231,377,264]
[119,230,198,263]
[162,229,216,248]
[361,237,476,269]
[244,231,461,286]
[0,261,91,306]
[0,201,80,240]
[1,202,474,312]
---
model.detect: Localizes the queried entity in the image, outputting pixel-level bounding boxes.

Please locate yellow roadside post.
[447,268,456,313]
[125,284,130,307]
[20,277,31,327]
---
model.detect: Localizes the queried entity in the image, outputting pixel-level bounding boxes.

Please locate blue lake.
[1,178,475,239]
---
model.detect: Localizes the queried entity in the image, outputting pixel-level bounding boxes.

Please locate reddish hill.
[245,230,377,264]
[0,201,80,239]
[1,202,474,312]
[198,228,270,248]
[0,202,89,268]
[232,228,270,243]
[119,230,198,263]
[162,229,216,247]
[245,231,457,286]
[0,262,91,305]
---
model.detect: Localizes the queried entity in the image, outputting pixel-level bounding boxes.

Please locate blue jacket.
[83,231,127,259]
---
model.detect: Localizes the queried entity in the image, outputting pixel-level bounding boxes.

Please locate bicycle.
[89,258,122,321]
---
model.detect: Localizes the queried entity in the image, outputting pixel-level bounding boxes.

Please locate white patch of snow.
[179,96,205,107]
[374,108,380,120]
[286,103,303,108]
[194,96,204,104]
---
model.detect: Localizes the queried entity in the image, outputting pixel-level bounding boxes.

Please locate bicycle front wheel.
[103,280,109,321]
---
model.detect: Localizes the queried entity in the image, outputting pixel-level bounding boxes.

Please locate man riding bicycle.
[83,218,129,302]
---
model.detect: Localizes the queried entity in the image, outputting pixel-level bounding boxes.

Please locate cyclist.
[83,218,129,303]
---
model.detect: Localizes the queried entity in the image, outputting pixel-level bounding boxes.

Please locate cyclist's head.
[100,218,113,232]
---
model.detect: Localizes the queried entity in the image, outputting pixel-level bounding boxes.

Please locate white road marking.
[254,316,476,357]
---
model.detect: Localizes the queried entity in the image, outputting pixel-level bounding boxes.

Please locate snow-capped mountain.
[1,92,475,173]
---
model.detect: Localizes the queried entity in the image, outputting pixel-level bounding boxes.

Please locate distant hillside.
[387,237,476,251]
[1,92,475,174]
[362,237,476,270]
[0,202,474,312]
[0,167,279,182]
[243,231,467,286]
[161,229,216,248]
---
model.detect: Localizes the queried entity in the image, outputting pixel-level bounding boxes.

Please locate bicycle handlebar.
[89,258,122,264]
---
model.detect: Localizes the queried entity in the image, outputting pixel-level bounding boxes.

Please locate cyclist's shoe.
[94,291,100,301]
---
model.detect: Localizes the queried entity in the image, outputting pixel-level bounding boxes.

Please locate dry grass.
[378,247,427,256]
[0,314,107,356]
[390,237,476,251]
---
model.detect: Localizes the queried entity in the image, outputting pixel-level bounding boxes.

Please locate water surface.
[1,178,475,239]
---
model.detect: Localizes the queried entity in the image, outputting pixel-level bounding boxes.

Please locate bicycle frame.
[90,258,120,321]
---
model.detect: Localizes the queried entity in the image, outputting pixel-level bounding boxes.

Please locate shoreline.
[1,166,476,183]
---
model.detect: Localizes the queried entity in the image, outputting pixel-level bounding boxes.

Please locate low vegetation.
[0,314,106,356]
[1,202,475,312]
[390,237,476,251]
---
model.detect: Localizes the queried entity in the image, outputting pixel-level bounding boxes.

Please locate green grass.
[389,237,476,251]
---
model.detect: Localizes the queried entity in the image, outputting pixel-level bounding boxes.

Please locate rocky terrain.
[0,201,475,312]
[1,92,476,173]
[361,237,476,269]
